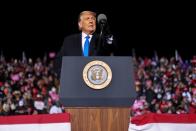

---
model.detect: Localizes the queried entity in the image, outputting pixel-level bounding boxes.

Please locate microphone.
[97,14,107,26]
[97,14,113,45]
[97,14,107,37]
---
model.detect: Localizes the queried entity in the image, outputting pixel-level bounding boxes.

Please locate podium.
[60,57,136,131]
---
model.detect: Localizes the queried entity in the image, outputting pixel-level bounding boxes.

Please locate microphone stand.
[97,22,105,53]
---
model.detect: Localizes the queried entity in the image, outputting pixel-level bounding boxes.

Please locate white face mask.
[166,92,171,100]
[157,94,162,99]
[154,88,158,93]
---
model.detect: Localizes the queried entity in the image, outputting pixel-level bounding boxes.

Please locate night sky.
[1,1,195,59]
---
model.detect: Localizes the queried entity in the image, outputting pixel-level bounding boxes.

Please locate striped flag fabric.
[0,113,71,131]
[129,113,196,131]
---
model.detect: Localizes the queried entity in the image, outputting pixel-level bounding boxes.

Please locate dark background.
[0,1,195,60]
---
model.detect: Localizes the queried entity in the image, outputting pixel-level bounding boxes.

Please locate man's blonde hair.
[78,11,96,22]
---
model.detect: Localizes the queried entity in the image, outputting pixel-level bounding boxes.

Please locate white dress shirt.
[82,32,93,52]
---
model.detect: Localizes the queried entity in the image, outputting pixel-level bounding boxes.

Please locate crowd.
[131,54,196,116]
[0,52,196,117]
[0,53,64,115]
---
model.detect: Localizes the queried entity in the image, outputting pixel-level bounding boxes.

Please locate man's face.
[79,12,96,35]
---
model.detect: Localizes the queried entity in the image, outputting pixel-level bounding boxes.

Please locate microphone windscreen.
[97,14,107,24]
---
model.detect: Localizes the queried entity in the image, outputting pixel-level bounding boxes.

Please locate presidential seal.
[83,60,112,90]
